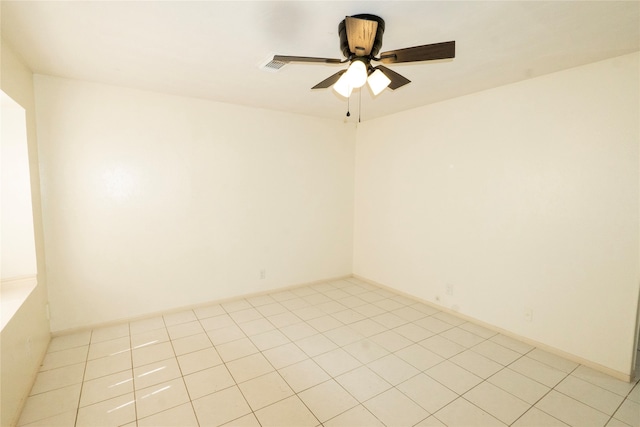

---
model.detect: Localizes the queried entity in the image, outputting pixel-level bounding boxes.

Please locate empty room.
[1,1,639,426]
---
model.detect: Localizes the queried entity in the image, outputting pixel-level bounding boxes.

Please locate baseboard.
[352,274,633,383]
[51,274,353,337]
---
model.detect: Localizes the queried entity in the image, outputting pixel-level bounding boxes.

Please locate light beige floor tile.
[79,370,133,407]
[397,373,458,413]
[135,378,190,419]
[88,336,131,360]
[226,353,274,383]
[47,331,91,353]
[464,381,531,424]
[163,310,197,326]
[323,325,365,346]
[40,346,88,372]
[281,297,311,311]
[410,302,440,316]
[91,324,129,343]
[414,316,455,334]
[307,314,344,332]
[256,302,288,317]
[298,379,358,422]
[220,413,261,426]
[167,320,204,340]
[269,290,298,302]
[349,319,388,337]
[368,353,420,386]
[373,298,404,311]
[352,303,387,318]
[229,307,262,323]
[137,402,199,427]
[441,327,485,348]
[336,366,392,402]
[555,375,625,415]
[471,340,521,365]
[238,318,275,336]
[313,348,361,377]
[184,364,235,399]
[527,348,579,373]
[613,399,640,427]
[171,332,212,356]
[450,350,503,379]
[607,417,634,427]
[84,352,132,381]
[129,317,165,335]
[280,321,318,341]
[394,323,434,342]
[246,294,276,307]
[572,365,637,396]
[420,335,465,358]
[248,329,290,351]
[414,415,447,426]
[535,390,609,427]
[336,295,367,309]
[363,388,429,427]
[332,309,366,324]
[487,367,550,404]
[30,362,85,395]
[396,344,444,371]
[216,337,259,362]
[131,328,169,349]
[509,356,567,388]
[263,342,308,368]
[132,341,174,367]
[267,312,303,328]
[134,357,182,390]
[490,334,535,354]
[392,306,428,322]
[199,314,235,331]
[18,384,81,425]
[512,408,570,426]
[358,291,387,303]
[371,312,407,329]
[192,386,251,426]
[432,312,466,326]
[435,397,506,427]
[295,333,338,357]
[459,322,497,339]
[254,395,319,427]
[628,382,640,403]
[76,393,136,427]
[193,303,225,319]
[324,405,385,427]
[343,339,389,364]
[278,358,331,392]
[369,330,413,352]
[426,361,482,394]
[18,409,76,426]
[237,371,294,410]
[206,324,246,345]
[177,347,222,375]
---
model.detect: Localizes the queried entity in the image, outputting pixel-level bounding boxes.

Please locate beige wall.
[34,75,356,332]
[353,53,640,377]
[1,39,51,427]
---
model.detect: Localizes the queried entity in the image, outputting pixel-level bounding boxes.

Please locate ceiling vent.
[259,56,287,72]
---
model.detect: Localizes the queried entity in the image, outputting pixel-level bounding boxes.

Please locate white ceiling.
[2,1,638,121]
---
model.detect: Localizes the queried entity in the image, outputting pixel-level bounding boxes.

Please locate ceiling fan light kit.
[272,13,455,111]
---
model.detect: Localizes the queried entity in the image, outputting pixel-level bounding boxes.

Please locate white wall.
[353,53,639,376]
[1,92,37,280]
[1,39,51,427]
[34,76,355,332]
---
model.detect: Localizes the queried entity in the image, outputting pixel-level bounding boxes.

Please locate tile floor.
[17,278,640,427]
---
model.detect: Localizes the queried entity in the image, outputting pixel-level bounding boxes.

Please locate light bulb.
[333,72,353,98]
[345,60,368,88]
[367,69,391,96]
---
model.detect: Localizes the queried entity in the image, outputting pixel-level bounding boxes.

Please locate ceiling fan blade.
[345,16,378,56]
[378,41,455,64]
[376,65,411,90]
[273,55,343,65]
[311,70,347,89]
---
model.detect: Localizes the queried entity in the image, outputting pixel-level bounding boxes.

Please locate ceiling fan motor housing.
[339,14,385,58]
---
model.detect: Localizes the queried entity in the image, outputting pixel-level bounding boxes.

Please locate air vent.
[259,56,286,72]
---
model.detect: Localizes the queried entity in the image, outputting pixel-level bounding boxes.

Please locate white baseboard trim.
[352,274,633,383]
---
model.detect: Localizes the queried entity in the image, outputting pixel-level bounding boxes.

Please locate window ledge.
[1,275,37,332]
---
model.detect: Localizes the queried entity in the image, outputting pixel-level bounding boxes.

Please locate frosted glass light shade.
[367,69,391,96]
[345,60,368,88]
[333,72,353,98]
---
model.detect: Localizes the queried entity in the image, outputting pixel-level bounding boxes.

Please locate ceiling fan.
[271,14,455,97]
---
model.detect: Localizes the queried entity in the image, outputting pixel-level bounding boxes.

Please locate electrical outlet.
[524,308,533,322]
[446,283,454,296]
[260,269,266,280]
